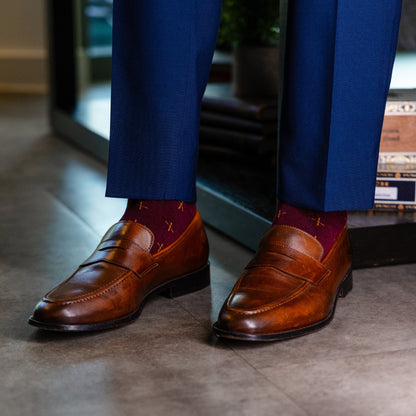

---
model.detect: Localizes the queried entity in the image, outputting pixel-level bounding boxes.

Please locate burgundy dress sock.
[121,200,196,254]
[272,201,347,259]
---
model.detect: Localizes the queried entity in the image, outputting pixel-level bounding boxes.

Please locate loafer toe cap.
[30,298,84,326]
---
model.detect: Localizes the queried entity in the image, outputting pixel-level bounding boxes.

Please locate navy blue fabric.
[106,0,402,211]
[106,0,222,202]
[278,0,402,211]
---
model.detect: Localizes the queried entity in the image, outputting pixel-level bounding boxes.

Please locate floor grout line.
[44,189,103,238]
[222,341,312,416]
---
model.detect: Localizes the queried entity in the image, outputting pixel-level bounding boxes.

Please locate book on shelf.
[202,83,278,122]
[199,82,278,157]
[375,96,416,210]
[379,99,416,165]
[200,112,277,136]
[199,144,276,166]
[199,125,276,155]
[374,168,416,211]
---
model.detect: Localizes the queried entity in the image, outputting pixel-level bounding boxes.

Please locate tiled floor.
[1,94,416,416]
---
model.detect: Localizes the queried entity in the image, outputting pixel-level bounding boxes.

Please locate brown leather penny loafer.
[29,211,209,332]
[213,225,352,341]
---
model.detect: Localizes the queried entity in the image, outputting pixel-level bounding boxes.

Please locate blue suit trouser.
[106,0,402,212]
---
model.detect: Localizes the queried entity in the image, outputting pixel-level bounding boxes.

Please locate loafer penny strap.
[246,246,330,285]
[101,221,154,251]
[81,239,156,276]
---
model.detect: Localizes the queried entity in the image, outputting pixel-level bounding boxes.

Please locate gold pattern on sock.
[137,201,149,211]
[311,217,325,227]
[165,220,174,233]
[178,201,184,211]
[156,242,164,253]
[277,209,287,219]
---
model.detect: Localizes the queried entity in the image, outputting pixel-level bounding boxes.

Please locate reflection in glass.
[73,0,113,139]
[70,0,416,146]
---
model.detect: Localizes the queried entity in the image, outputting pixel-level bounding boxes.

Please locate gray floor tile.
[259,348,416,416]
[4,301,305,416]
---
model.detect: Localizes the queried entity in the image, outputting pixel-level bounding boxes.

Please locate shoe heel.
[338,270,353,298]
[161,263,210,298]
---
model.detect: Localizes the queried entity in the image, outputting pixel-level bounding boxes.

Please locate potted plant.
[218,0,281,98]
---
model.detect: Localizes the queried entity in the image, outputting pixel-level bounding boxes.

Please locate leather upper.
[31,211,209,326]
[216,225,352,336]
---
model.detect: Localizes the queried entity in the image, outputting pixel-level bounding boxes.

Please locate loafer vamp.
[227,268,306,310]
[215,225,352,339]
[45,263,132,301]
[32,271,142,326]
[30,213,210,330]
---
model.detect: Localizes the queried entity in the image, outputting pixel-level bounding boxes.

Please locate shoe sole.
[28,263,210,332]
[212,269,353,342]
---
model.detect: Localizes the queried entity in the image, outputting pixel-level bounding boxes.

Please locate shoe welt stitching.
[227,279,310,315]
[45,269,134,303]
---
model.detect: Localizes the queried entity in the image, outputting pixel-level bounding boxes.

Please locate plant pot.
[232,45,279,98]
